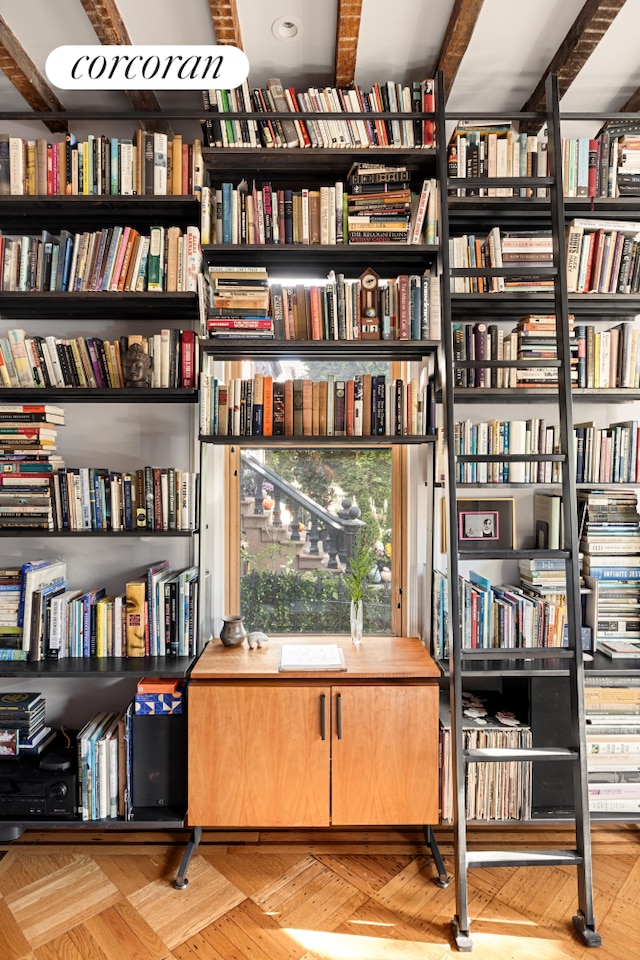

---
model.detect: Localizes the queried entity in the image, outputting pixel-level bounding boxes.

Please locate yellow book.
[96,596,115,657]
[125,578,146,657]
[171,134,183,195]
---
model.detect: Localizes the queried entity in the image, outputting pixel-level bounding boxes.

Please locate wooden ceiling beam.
[435,0,485,101]
[208,0,243,49]
[335,0,362,88]
[78,0,170,131]
[0,15,66,133]
[520,0,627,129]
[620,86,640,112]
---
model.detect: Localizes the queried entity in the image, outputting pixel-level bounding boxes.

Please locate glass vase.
[350,599,363,646]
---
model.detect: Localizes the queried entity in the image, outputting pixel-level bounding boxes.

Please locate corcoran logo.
[45,45,249,90]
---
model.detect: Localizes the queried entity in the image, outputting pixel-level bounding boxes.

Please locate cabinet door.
[331,684,439,825]
[188,683,331,827]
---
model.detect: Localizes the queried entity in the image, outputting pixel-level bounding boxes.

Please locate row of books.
[4,557,199,661]
[0,224,202,294]
[201,78,436,150]
[0,131,204,197]
[458,569,568,651]
[445,120,640,200]
[452,315,577,390]
[452,317,640,391]
[451,418,562,485]
[201,178,438,247]
[199,373,437,439]
[449,228,554,294]
[46,466,199,534]
[0,331,198,391]
[574,322,640,389]
[205,266,442,342]
[439,691,532,822]
[575,420,640,485]
[566,218,640,294]
[77,709,126,820]
[447,121,548,198]
[584,678,640,812]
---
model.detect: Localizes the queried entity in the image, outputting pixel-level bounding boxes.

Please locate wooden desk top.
[190,635,440,681]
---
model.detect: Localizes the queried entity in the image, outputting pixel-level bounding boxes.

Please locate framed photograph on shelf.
[442,498,515,552]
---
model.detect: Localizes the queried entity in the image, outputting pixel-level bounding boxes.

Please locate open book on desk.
[278,643,347,671]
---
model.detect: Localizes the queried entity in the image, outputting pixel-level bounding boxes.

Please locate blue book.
[82,588,106,658]
[222,182,233,244]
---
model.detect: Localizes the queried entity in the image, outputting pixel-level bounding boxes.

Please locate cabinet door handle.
[336,692,342,740]
[320,693,326,740]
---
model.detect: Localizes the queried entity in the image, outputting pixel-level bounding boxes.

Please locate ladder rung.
[466,849,583,868]
[464,747,578,762]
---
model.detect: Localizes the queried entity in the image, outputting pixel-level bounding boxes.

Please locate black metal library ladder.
[436,73,601,951]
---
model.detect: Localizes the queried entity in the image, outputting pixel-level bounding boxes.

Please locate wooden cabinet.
[188,636,439,828]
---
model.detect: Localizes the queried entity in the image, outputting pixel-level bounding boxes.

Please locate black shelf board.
[202,243,438,277]
[452,387,640,403]
[0,195,200,231]
[202,146,436,177]
[0,388,197,403]
[0,529,195,538]
[0,655,195,679]
[585,651,640,674]
[0,810,187,831]
[450,293,640,316]
[450,293,557,315]
[0,292,199,320]
[564,198,640,217]
[458,548,569,561]
[201,339,438,359]
[200,434,436,447]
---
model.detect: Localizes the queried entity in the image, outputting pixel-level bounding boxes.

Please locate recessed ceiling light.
[271,16,303,42]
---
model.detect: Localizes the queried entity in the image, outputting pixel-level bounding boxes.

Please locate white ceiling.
[1,0,640,127]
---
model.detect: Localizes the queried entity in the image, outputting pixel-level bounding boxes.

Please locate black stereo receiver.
[0,756,77,819]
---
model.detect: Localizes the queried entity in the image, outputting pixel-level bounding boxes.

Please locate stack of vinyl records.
[0,404,65,530]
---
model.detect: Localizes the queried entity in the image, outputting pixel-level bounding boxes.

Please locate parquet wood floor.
[0,825,638,959]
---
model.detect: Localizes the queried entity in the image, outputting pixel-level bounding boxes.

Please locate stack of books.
[0,403,65,531]
[514,314,578,388]
[579,491,640,656]
[346,164,415,244]
[206,265,272,338]
[0,691,54,756]
[585,677,640,811]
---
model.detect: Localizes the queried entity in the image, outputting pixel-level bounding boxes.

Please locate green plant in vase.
[343,535,377,645]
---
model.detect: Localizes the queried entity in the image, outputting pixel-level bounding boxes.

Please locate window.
[230,359,398,635]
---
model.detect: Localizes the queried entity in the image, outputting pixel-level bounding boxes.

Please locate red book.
[180,330,196,389]
[422,79,435,147]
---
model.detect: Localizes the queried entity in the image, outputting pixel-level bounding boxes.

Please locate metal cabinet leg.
[174,826,203,889]
[423,825,450,888]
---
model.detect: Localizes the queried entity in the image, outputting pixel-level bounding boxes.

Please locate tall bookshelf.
[0,114,204,838]
[437,74,601,948]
